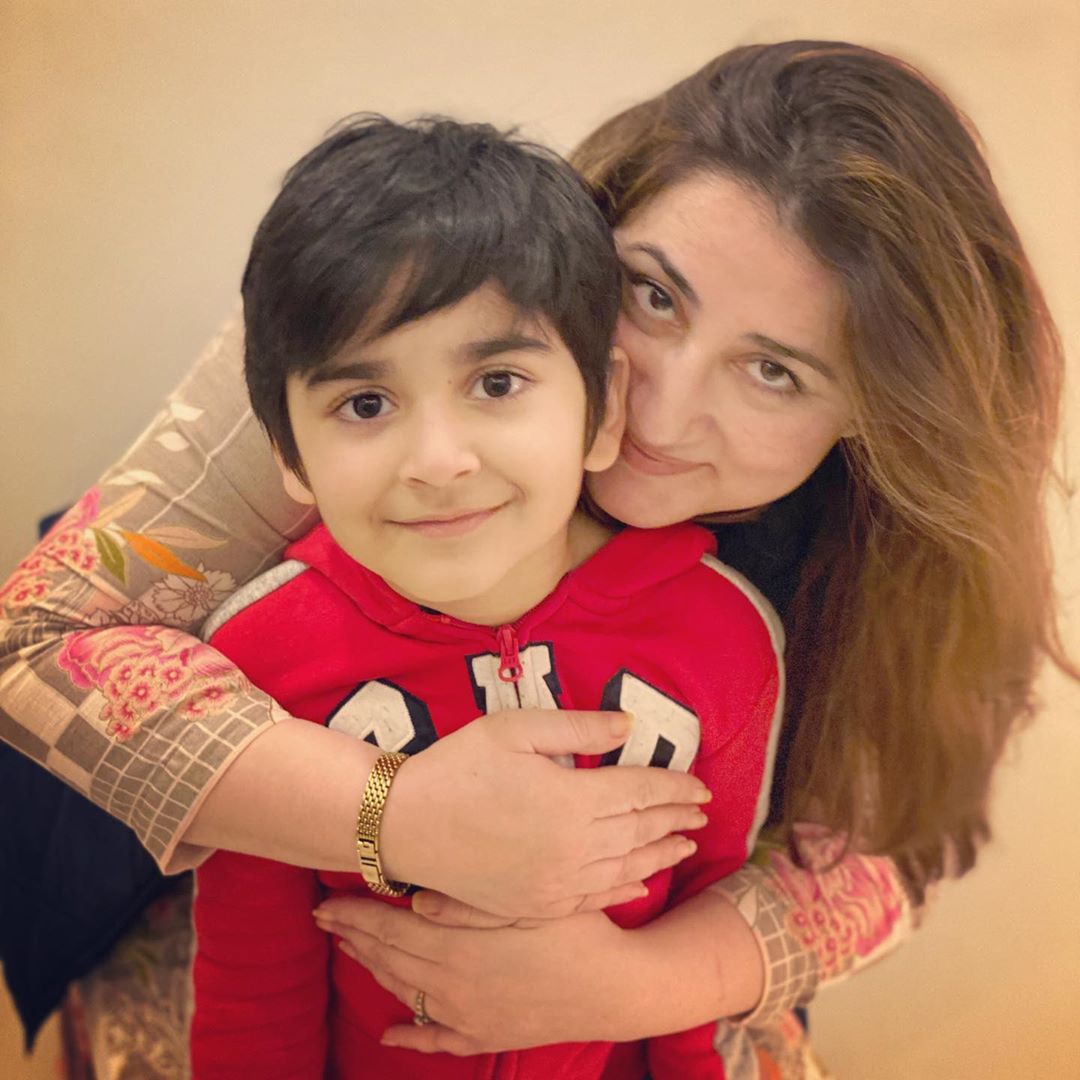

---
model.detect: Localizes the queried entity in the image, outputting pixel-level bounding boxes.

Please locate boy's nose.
[398,413,482,487]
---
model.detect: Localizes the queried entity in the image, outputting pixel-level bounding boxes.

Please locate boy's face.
[280,284,623,625]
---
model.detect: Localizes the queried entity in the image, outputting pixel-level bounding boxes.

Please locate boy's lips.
[390,504,505,538]
[620,434,703,477]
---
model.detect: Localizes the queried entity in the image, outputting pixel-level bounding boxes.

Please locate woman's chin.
[586,469,696,529]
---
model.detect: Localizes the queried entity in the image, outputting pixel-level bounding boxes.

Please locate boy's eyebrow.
[623,243,699,306]
[302,335,550,388]
[464,334,551,361]
[304,360,388,387]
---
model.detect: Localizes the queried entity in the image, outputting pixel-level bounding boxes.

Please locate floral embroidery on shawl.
[1,486,232,631]
[0,491,102,611]
[771,824,907,980]
[58,626,248,741]
[146,567,237,624]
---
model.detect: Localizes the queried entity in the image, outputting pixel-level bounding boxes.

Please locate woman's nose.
[398,410,482,487]
[629,348,713,448]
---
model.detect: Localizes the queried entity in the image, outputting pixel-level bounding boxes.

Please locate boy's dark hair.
[242,114,620,475]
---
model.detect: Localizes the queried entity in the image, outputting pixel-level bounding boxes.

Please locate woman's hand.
[380,709,711,918]
[313,886,765,1055]
[314,899,640,1054]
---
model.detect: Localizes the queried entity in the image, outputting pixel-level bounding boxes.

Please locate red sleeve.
[191,850,329,1079]
[648,580,782,1079]
[189,604,330,1079]
[671,650,780,906]
[646,1023,728,1079]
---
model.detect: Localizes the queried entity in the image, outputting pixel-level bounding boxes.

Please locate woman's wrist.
[374,745,476,890]
[610,890,766,1037]
[183,718,385,873]
[354,751,412,895]
[369,753,425,885]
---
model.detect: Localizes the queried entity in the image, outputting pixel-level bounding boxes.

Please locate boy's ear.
[583,346,629,473]
[272,445,317,506]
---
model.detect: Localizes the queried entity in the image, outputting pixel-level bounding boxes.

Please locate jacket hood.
[286,521,716,643]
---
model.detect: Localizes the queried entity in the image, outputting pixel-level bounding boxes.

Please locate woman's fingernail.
[413,894,442,917]
[338,940,358,960]
[694,788,712,804]
[679,839,697,858]
[609,712,634,737]
[380,1034,401,1048]
[312,906,326,918]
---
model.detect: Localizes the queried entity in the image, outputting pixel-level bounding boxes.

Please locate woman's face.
[587,172,855,527]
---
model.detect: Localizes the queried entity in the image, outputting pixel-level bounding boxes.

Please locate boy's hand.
[378,708,710,919]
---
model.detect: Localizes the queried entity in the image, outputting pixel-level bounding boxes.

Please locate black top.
[708,455,832,621]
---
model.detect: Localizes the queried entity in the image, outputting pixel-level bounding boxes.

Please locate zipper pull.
[496,624,523,683]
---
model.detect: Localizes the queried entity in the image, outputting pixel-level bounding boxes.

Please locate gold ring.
[413,989,432,1026]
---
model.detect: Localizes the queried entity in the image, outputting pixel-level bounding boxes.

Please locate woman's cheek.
[754,412,843,487]
[615,318,662,384]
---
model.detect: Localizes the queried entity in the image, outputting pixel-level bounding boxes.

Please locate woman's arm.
[314,830,920,1054]
[189,705,712,916]
[709,825,919,1024]
[0,315,309,872]
[0,316,710,914]
[315,888,762,1052]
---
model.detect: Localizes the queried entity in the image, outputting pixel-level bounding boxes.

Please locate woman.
[310,42,1075,1070]
[0,40,1072,1077]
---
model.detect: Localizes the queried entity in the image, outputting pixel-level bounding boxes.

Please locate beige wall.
[2,2,1078,1077]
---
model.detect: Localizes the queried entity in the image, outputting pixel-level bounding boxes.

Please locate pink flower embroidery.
[770,824,906,981]
[54,488,102,532]
[0,491,106,612]
[58,625,248,741]
[0,572,51,611]
[40,490,103,572]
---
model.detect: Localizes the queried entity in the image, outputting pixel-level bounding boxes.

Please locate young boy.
[190,115,782,1079]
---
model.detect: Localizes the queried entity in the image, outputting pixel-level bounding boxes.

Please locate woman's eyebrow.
[624,243,699,306]
[746,333,837,381]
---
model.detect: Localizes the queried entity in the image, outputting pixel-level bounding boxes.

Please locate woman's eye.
[747,358,801,394]
[630,278,677,321]
[472,371,523,399]
[339,392,390,420]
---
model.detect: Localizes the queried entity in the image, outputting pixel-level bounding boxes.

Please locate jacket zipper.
[496,624,523,683]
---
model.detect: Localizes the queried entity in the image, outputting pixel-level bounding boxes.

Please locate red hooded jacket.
[191,522,783,1079]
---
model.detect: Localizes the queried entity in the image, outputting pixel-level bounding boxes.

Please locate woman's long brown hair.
[572,41,1075,895]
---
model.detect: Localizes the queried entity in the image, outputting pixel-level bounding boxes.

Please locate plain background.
[2,2,1077,1077]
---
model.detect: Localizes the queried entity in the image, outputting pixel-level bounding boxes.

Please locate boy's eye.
[471,371,524,400]
[339,392,390,420]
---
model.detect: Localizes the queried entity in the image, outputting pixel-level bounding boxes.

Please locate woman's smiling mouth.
[619,434,703,477]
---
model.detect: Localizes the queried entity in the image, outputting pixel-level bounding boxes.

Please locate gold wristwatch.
[355,751,410,897]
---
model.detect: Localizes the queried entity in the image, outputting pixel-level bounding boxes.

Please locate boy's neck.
[406,510,613,628]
